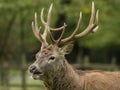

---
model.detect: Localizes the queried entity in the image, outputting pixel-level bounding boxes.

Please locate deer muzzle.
[28,65,44,79]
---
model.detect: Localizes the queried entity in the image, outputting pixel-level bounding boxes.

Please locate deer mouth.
[32,71,44,79]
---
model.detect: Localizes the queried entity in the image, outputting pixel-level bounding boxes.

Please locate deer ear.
[61,43,74,55]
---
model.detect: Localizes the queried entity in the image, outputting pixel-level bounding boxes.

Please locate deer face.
[29,44,73,80]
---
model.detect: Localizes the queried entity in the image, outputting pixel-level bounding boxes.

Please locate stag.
[28,2,120,90]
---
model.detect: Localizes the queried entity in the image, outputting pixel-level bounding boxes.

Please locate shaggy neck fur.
[43,59,85,90]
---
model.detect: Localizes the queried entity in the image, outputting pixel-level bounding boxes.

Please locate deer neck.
[43,59,84,90]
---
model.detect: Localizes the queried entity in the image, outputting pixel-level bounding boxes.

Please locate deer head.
[28,2,99,80]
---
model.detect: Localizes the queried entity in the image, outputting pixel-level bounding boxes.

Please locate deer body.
[44,60,120,90]
[28,2,120,90]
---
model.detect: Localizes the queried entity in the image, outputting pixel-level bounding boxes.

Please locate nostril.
[29,65,37,73]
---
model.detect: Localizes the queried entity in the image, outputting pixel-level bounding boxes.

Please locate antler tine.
[41,8,46,26]
[75,1,99,38]
[60,11,82,43]
[40,4,53,26]
[89,1,95,25]
[48,23,67,45]
[32,13,47,46]
[47,3,53,26]
[56,23,66,45]
[50,24,67,31]
[42,3,53,39]
[92,9,99,32]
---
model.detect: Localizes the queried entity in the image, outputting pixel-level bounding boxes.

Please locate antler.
[32,4,66,48]
[56,1,99,44]
[32,1,99,47]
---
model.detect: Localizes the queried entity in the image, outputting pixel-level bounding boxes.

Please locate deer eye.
[49,56,55,60]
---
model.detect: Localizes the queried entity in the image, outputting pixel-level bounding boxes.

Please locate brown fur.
[43,59,120,90]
